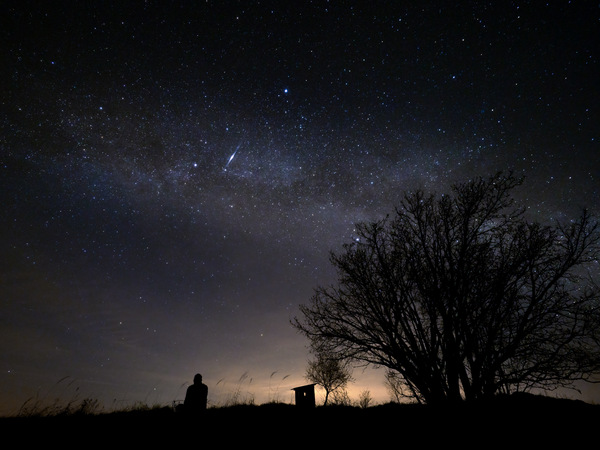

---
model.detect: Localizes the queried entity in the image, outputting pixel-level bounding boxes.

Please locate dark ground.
[2,394,598,447]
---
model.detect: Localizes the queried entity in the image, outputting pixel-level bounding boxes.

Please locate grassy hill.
[2,393,598,447]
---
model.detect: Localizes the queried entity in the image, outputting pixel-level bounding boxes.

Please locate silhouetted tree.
[305,351,353,406]
[293,172,600,405]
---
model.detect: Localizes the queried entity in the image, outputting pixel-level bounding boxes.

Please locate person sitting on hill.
[183,373,208,414]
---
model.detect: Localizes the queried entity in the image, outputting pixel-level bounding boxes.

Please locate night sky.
[1,1,599,415]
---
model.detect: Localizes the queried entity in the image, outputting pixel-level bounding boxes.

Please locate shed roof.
[291,383,316,391]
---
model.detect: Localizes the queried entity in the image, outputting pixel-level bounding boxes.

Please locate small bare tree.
[357,390,373,408]
[305,351,353,406]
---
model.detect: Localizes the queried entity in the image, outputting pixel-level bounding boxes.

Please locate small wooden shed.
[292,383,316,408]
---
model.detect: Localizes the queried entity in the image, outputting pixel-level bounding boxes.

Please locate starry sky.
[1,1,599,415]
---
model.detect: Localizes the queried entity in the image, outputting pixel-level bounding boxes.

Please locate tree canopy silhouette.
[293,172,600,404]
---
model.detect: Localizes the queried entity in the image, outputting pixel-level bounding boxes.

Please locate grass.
[5,375,600,447]
[3,393,599,447]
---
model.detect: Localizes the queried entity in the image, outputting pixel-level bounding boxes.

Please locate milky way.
[1,1,598,414]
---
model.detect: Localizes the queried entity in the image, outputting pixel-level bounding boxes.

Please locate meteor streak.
[226,149,237,166]
[224,142,242,171]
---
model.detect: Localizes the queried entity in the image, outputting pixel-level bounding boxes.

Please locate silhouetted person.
[183,373,208,415]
